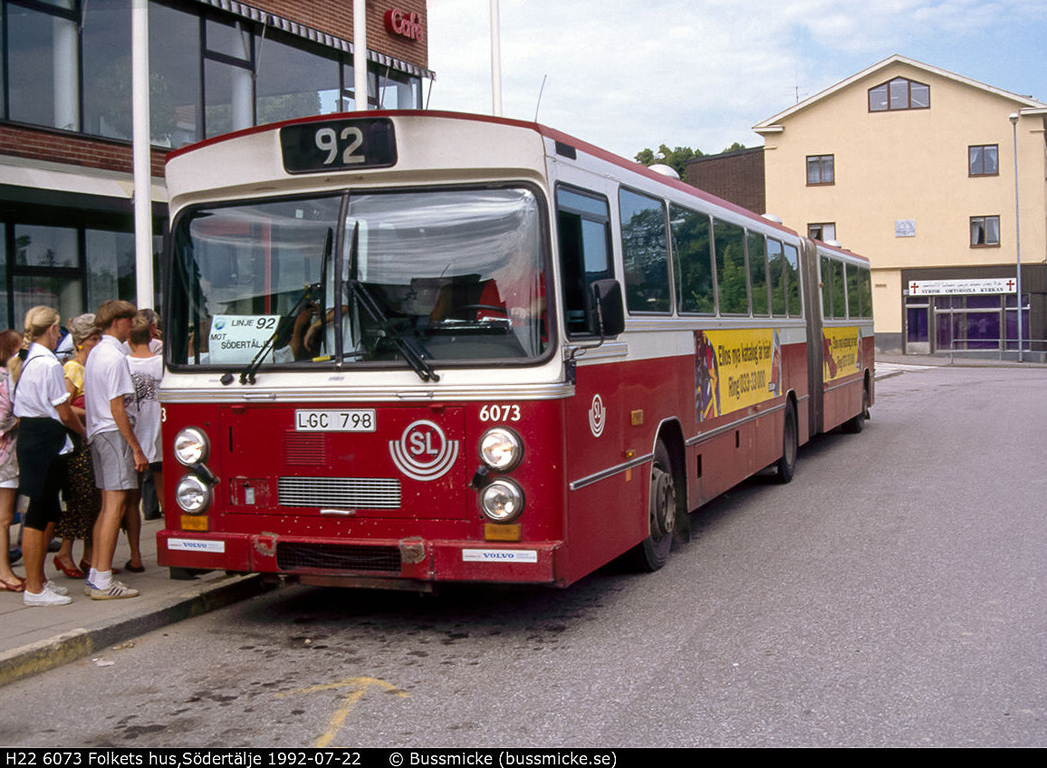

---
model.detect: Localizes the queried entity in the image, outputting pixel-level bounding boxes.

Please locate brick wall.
[254,0,429,69]
[685,147,766,215]
[0,124,168,179]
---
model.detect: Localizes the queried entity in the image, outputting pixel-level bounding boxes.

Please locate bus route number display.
[280,117,397,174]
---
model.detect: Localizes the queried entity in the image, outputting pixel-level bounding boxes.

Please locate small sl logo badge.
[589,394,605,438]
[389,419,459,481]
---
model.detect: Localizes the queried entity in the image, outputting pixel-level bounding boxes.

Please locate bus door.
[556,185,642,580]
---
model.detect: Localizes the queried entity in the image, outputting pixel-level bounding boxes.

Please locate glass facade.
[0,0,427,329]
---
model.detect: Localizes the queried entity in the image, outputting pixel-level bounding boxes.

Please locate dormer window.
[869,77,930,112]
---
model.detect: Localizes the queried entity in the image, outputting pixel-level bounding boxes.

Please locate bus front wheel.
[630,441,676,572]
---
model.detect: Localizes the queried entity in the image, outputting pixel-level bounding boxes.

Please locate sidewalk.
[877,351,1047,368]
[0,516,268,688]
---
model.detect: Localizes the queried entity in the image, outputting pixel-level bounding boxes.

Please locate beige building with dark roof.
[754,55,1047,357]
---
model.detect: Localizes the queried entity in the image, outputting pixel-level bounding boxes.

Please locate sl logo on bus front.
[389,420,460,482]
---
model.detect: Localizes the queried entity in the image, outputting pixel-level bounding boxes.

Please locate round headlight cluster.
[480,479,525,523]
[174,427,210,466]
[176,474,212,513]
[479,427,523,472]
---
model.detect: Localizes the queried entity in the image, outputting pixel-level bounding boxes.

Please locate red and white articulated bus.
[158,111,874,588]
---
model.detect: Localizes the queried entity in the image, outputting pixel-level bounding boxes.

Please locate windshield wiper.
[346,222,439,383]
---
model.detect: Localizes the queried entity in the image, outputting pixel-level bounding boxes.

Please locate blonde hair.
[23,305,60,346]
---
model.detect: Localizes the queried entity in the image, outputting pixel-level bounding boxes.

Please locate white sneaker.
[86,579,140,600]
[24,587,73,607]
[44,580,69,596]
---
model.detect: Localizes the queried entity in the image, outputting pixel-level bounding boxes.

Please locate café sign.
[385,8,423,41]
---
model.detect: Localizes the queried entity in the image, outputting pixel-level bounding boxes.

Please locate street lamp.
[1010,112,1023,362]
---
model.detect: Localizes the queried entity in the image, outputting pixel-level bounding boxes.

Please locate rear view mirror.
[590,279,625,337]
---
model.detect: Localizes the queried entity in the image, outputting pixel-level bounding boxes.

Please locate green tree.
[722,141,747,153]
[635,144,702,177]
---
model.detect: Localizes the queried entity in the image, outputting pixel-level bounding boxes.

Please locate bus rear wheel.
[630,441,676,572]
[776,401,798,484]
[844,382,870,434]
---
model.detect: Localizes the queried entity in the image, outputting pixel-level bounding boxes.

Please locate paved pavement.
[0,515,266,688]
[2,350,1044,689]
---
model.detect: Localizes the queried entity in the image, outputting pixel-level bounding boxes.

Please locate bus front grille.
[276,543,402,573]
[277,477,402,509]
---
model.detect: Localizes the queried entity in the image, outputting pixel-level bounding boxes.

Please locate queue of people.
[0,301,163,606]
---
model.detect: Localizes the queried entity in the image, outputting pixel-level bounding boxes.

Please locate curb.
[0,573,269,688]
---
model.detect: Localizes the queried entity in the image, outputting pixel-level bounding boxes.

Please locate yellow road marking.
[278,676,410,748]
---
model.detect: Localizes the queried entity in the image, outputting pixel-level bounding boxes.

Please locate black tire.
[776,401,798,484]
[844,382,870,434]
[629,441,677,572]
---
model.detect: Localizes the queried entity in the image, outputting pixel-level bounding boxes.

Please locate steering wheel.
[444,304,509,320]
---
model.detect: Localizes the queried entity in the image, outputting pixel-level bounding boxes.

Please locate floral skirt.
[57,438,101,540]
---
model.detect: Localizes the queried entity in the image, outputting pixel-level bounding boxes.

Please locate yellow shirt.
[64,359,85,398]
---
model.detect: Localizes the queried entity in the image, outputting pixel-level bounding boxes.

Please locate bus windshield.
[167,187,549,372]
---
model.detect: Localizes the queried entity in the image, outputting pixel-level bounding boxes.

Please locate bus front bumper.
[157,529,565,586]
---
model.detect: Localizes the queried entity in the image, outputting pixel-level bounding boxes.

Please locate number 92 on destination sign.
[280,117,397,174]
[295,409,376,432]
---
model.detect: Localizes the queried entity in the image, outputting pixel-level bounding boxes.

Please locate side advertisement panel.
[695,328,782,422]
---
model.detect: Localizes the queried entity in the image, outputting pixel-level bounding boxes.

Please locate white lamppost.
[490,0,502,116]
[1010,112,1023,362]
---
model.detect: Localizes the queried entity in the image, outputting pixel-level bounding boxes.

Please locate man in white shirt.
[84,300,148,600]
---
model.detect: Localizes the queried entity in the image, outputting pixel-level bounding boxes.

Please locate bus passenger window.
[713,219,749,315]
[784,243,802,317]
[820,255,832,318]
[619,188,670,313]
[860,267,873,318]
[767,238,787,317]
[847,263,861,319]
[670,204,714,314]
[747,231,769,316]
[557,187,614,337]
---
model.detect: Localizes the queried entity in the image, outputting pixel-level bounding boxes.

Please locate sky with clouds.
[425,0,1047,160]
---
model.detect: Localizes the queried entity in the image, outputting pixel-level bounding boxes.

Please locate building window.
[970,216,1000,247]
[806,155,834,185]
[0,0,424,149]
[808,223,836,242]
[969,145,999,176]
[869,77,930,112]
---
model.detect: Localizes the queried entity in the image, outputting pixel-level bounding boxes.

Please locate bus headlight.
[479,427,523,472]
[174,427,209,467]
[176,474,212,513]
[480,479,525,522]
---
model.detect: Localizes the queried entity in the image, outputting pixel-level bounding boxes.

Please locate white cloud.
[427,0,1047,158]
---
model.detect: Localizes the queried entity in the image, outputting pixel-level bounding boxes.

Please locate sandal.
[53,556,86,579]
[124,560,146,574]
[1,575,26,593]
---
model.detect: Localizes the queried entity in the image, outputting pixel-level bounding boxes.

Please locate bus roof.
[165,110,868,265]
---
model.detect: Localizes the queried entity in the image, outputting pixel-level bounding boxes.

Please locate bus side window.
[619,188,670,314]
[557,187,614,337]
[713,218,749,315]
[859,267,873,318]
[767,238,787,317]
[784,243,802,317]
[747,230,769,316]
[847,262,862,319]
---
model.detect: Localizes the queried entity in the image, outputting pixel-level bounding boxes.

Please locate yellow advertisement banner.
[695,329,781,422]
[822,327,861,383]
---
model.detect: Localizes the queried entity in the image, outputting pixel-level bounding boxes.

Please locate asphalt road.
[5,365,1047,747]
